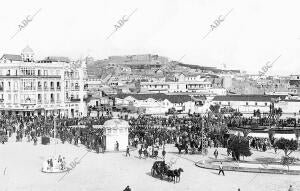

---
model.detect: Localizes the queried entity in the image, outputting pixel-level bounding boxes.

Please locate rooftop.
[0,54,22,61]
[213,95,287,102]
[114,93,192,103]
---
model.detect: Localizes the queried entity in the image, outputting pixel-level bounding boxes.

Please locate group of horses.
[151,161,184,183]
[138,148,159,159]
[175,142,208,155]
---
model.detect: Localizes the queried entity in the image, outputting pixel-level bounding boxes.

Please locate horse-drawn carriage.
[151,161,183,183]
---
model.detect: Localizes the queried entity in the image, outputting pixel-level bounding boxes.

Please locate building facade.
[140,73,226,95]
[0,46,88,117]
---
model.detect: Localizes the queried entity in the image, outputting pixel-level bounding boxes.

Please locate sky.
[1,0,300,76]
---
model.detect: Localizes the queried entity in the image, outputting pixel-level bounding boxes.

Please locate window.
[56,93,60,102]
[14,82,18,90]
[14,94,17,103]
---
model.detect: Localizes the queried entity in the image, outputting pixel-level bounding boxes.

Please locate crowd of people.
[0,113,297,157]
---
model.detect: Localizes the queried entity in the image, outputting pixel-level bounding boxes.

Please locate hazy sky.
[1,0,300,75]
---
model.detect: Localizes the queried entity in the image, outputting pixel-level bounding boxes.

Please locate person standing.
[123,185,131,191]
[288,185,294,191]
[218,162,225,176]
[214,149,218,159]
[162,148,166,160]
[126,146,130,157]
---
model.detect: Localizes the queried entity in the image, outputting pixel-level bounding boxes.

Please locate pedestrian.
[126,146,130,157]
[288,185,294,191]
[116,141,119,151]
[123,185,131,191]
[218,162,225,176]
[214,149,218,159]
[162,148,166,160]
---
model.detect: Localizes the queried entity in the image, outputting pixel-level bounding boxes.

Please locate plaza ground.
[1,139,300,191]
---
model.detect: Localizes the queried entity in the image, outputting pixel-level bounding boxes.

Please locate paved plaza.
[1,139,299,191]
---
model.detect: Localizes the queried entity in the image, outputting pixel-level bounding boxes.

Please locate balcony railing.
[37,99,42,104]
[70,98,80,102]
[57,86,61,91]
[20,99,36,104]
[0,99,4,103]
[37,86,43,91]
[50,87,55,91]
[50,100,55,104]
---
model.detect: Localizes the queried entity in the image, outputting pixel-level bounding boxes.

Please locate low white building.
[212,95,287,116]
[275,99,300,118]
[114,93,195,114]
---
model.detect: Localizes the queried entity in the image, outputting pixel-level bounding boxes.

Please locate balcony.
[0,99,4,103]
[23,87,36,91]
[37,86,43,91]
[57,86,61,91]
[37,99,42,104]
[44,87,48,91]
[70,98,80,102]
[50,87,55,91]
[50,99,55,104]
[20,99,36,105]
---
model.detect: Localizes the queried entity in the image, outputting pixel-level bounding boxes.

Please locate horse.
[143,149,148,158]
[175,143,186,154]
[165,168,184,183]
[165,169,176,183]
[151,161,169,180]
[174,168,184,183]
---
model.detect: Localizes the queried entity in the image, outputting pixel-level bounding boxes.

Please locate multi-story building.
[140,73,227,95]
[0,46,88,117]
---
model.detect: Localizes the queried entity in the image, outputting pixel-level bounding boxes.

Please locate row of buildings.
[1,48,300,119]
[106,93,300,118]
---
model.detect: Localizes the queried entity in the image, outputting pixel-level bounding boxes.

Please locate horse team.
[151,161,184,184]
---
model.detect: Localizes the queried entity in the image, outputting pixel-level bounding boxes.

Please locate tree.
[268,129,275,145]
[227,135,252,161]
[253,109,261,118]
[209,104,220,114]
[294,129,300,148]
[242,129,251,138]
[274,138,298,156]
[281,156,296,171]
